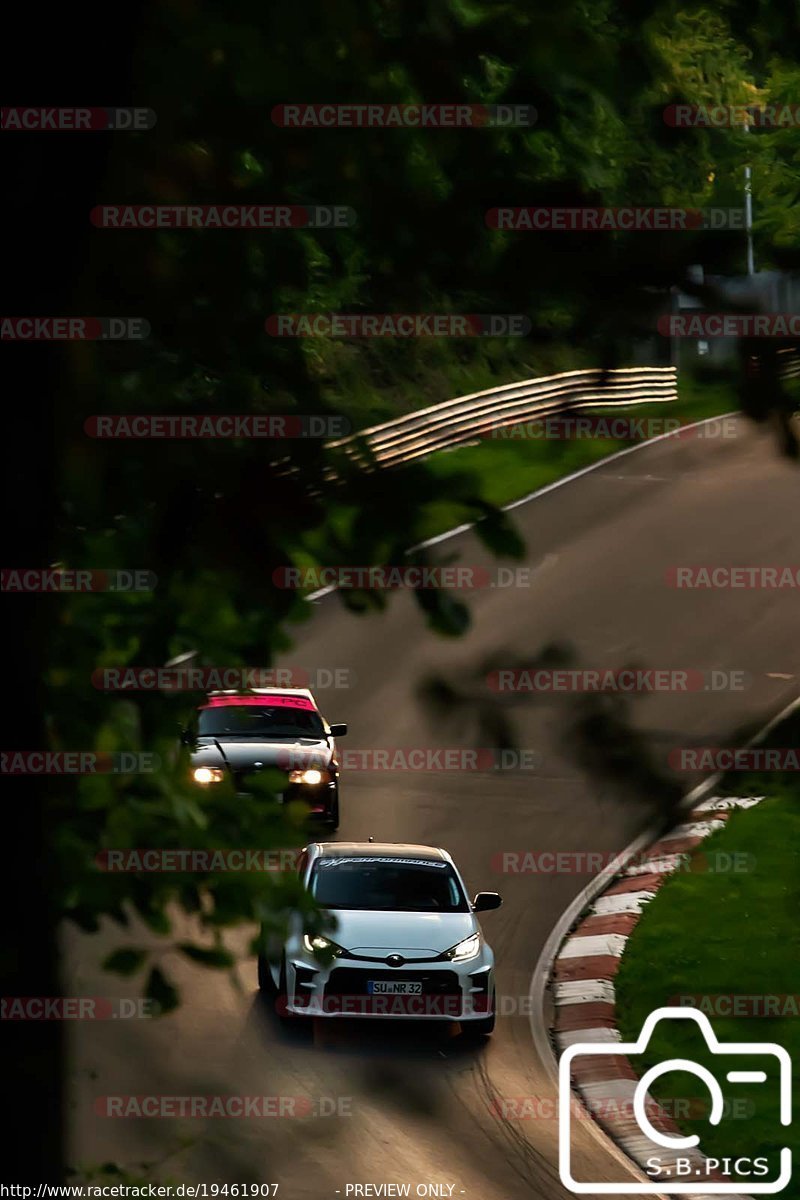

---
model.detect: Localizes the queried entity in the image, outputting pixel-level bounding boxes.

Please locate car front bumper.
[280,950,494,1021]
[282,780,337,816]
[232,776,337,815]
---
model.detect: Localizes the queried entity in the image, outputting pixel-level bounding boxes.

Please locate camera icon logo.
[559,1006,792,1193]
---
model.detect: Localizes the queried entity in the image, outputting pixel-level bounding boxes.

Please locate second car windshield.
[197,705,325,739]
[309,857,469,912]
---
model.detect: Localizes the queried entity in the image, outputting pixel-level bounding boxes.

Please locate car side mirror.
[472,891,502,912]
[329,723,348,738]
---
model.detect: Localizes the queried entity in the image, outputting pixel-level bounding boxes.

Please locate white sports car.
[258,841,502,1033]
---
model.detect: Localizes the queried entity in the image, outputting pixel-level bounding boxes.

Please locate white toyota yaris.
[258,841,502,1033]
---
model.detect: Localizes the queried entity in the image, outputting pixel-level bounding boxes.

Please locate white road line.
[306,412,738,595]
[415,412,737,550]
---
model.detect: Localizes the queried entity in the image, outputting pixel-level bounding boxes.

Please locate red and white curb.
[551,794,765,1190]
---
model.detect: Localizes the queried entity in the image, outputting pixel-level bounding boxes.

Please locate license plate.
[367,980,422,995]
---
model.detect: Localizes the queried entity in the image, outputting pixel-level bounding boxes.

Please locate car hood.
[191,738,332,772]
[327,909,477,957]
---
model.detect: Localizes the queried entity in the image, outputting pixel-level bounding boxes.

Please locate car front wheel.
[257,953,276,995]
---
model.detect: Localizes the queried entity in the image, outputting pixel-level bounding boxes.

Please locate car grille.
[233,774,330,801]
[322,968,463,1016]
[232,770,285,794]
[325,968,461,996]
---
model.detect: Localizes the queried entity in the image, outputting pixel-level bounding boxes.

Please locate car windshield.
[309,857,469,912]
[197,705,325,740]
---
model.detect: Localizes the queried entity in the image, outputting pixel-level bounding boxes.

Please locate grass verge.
[614,707,800,1195]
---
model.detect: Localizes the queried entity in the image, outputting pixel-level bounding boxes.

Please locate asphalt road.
[68,417,799,1199]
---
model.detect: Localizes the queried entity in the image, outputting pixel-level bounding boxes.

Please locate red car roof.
[199,694,316,710]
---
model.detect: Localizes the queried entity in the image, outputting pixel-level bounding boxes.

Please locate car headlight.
[192,766,224,784]
[302,933,345,957]
[288,768,331,785]
[444,933,482,963]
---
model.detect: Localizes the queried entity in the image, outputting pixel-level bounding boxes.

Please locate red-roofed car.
[182,688,347,829]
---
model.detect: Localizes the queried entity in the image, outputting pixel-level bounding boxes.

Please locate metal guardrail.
[327,350,800,470]
[777,347,800,380]
[328,366,679,468]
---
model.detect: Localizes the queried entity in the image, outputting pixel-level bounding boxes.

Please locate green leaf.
[178,943,235,968]
[145,966,180,1015]
[102,948,147,976]
[471,504,526,559]
[415,587,471,638]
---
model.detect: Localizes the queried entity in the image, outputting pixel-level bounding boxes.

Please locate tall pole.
[744,121,755,275]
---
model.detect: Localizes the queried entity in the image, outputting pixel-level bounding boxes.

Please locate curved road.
[69,417,799,1199]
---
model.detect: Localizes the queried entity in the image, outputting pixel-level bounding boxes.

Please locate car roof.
[309,842,452,862]
[206,687,316,701]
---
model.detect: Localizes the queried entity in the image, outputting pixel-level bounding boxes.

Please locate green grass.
[615,710,800,1195]
[316,335,593,429]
